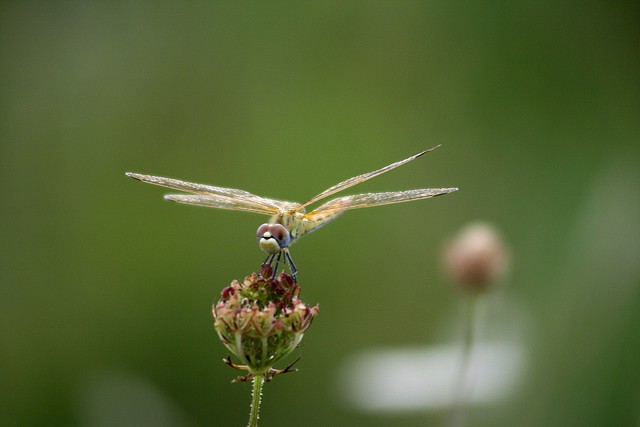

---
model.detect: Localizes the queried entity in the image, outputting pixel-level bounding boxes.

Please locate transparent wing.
[295,145,441,212]
[127,172,259,198]
[163,194,294,215]
[302,187,458,231]
[126,172,299,215]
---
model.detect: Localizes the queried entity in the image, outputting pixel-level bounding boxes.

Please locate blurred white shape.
[339,341,525,412]
[74,369,192,427]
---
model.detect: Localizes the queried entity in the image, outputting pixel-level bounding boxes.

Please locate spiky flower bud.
[213,265,319,381]
[444,222,508,292]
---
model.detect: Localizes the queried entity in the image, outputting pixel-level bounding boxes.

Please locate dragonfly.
[126,145,457,281]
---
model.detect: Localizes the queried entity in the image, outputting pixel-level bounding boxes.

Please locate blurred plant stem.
[449,294,479,427]
[443,222,508,426]
[248,375,264,427]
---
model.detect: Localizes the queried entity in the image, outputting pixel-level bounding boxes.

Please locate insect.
[126,145,457,281]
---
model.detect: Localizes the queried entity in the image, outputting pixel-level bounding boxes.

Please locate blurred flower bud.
[213,272,318,381]
[443,222,508,292]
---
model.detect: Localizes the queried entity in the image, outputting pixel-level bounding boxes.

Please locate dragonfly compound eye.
[257,223,291,254]
[257,223,270,240]
[269,224,289,244]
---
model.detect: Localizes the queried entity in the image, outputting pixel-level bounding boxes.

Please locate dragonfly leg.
[264,253,275,266]
[284,249,298,282]
[263,250,296,281]
[271,252,282,279]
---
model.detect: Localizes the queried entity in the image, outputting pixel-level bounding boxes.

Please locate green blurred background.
[1,1,638,426]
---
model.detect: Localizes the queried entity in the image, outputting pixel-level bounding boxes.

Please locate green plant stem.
[247,375,264,427]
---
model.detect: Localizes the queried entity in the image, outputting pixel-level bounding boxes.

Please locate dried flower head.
[444,222,508,292]
[213,264,319,381]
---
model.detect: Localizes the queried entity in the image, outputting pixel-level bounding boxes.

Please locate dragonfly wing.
[127,172,258,198]
[295,145,441,211]
[164,194,285,215]
[254,198,301,212]
[301,187,458,234]
[126,172,301,213]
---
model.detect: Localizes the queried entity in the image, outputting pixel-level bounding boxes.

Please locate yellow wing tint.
[125,172,298,215]
[301,187,458,234]
[294,145,442,212]
[161,194,286,215]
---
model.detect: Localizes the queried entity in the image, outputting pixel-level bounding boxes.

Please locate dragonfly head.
[257,223,291,254]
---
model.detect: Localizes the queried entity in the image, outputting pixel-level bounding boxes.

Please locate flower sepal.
[222,355,301,382]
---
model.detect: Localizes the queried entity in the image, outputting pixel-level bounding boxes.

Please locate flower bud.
[213,272,319,381]
[443,222,508,292]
